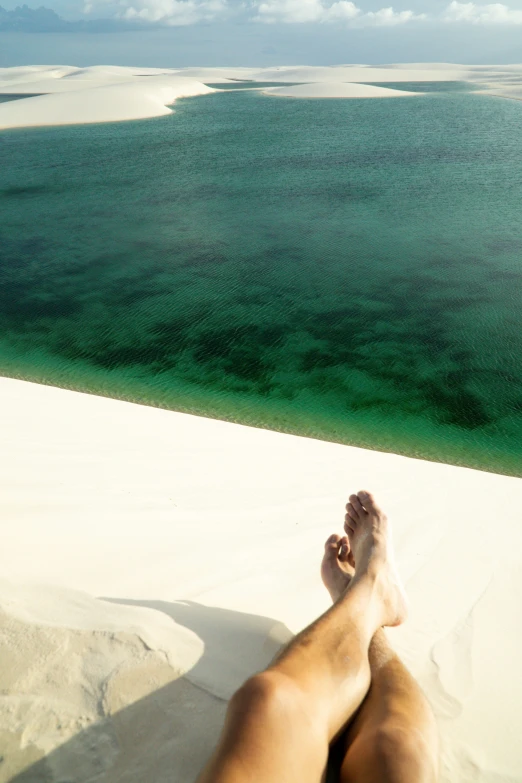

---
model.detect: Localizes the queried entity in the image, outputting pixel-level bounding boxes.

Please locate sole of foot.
[344,490,408,628]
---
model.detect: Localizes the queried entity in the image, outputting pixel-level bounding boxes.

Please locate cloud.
[252,0,359,24]
[4,0,522,31]
[253,0,522,25]
[79,0,423,27]
[120,0,227,24]
[0,3,153,30]
[362,6,426,24]
[443,0,522,22]
[252,0,424,25]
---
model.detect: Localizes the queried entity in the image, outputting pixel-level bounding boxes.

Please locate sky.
[1,0,522,66]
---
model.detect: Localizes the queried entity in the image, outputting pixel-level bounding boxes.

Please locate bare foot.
[321,534,355,602]
[344,491,408,628]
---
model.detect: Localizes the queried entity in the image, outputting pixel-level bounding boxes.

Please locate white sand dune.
[408,63,522,98]
[462,64,522,98]
[65,65,178,78]
[264,82,420,99]
[0,77,145,94]
[250,65,468,82]
[0,75,214,130]
[485,86,522,101]
[0,65,184,94]
[3,63,522,130]
[0,65,78,85]
[172,67,260,82]
[1,376,522,782]
[388,62,467,70]
[472,85,522,100]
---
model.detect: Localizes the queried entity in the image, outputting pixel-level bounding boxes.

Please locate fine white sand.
[170,62,522,100]
[251,65,468,82]
[171,66,261,82]
[3,63,522,130]
[264,82,420,99]
[0,74,214,130]
[0,65,182,93]
[1,376,522,782]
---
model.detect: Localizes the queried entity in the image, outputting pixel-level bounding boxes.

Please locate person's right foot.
[344,490,408,628]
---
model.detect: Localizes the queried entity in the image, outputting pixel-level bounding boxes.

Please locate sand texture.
[1,376,522,782]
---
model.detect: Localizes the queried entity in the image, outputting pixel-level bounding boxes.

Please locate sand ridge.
[2,63,522,129]
[0,67,215,129]
[263,81,420,98]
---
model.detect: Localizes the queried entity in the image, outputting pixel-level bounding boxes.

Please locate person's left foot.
[321,534,355,602]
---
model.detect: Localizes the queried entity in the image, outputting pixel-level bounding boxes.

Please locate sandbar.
[263,81,420,98]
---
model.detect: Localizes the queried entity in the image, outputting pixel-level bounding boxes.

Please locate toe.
[350,494,366,516]
[346,499,360,519]
[338,536,350,562]
[324,533,341,553]
[357,490,381,516]
[345,503,359,522]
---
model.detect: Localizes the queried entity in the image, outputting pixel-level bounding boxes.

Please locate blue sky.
[1,0,522,66]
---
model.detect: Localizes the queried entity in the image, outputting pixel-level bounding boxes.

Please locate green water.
[0,94,40,102]
[1,88,522,475]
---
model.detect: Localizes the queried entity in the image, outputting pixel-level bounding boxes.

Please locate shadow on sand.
[8,598,303,783]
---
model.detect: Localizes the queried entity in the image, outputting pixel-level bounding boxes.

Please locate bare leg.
[322,492,439,783]
[340,630,439,783]
[196,490,407,783]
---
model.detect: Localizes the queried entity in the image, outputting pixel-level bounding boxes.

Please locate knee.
[373,723,438,780]
[228,671,306,724]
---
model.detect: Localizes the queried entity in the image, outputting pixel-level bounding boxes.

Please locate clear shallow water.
[1,89,522,475]
[0,94,40,102]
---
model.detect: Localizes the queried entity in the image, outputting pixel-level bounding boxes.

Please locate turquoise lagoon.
[1,85,522,475]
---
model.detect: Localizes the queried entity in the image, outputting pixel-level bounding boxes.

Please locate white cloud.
[359,6,425,24]
[253,0,522,25]
[328,1,361,18]
[252,0,358,23]
[83,0,522,27]
[252,0,321,23]
[443,0,522,22]
[253,0,423,25]
[120,0,227,24]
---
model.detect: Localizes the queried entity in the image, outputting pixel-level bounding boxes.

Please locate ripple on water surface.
[1,88,522,475]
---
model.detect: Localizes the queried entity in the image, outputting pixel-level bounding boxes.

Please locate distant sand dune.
[2,63,522,129]
[0,74,214,129]
[263,82,420,99]
[251,65,467,82]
